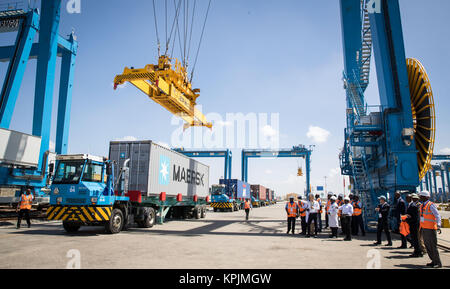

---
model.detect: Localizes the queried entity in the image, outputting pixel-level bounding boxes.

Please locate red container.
[251,185,267,201]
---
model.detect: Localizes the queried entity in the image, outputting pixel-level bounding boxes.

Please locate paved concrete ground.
[0,203,449,269]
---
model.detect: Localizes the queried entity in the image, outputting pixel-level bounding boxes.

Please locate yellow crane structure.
[114,55,212,129]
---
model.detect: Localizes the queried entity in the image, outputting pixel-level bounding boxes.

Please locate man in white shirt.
[306,194,320,238]
[328,196,339,238]
[340,197,354,241]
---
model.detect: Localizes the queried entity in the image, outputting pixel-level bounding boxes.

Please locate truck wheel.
[194,206,201,219]
[142,208,156,228]
[105,208,124,234]
[201,206,206,218]
[213,207,218,212]
[63,221,80,233]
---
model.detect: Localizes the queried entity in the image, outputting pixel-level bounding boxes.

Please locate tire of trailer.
[201,206,206,218]
[105,208,124,234]
[63,221,80,233]
[143,207,156,228]
[213,207,218,212]
[194,206,201,219]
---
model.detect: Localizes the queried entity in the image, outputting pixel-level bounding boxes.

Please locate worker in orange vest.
[298,196,308,235]
[419,191,442,268]
[16,189,35,229]
[351,195,365,236]
[244,199,252,221]
[285,196,299,235]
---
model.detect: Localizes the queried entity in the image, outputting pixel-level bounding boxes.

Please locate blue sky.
[1,0,450,197]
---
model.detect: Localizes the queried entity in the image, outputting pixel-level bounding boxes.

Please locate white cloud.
[306,126,330,144]
[265,169,273,175]
[261,125,278,137]
[114,136,138,141]
[440,148,450,154]
[329,167,341,178]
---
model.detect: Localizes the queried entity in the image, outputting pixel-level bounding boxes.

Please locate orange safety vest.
[420,201,437,230]
[287,202,299,218]
[337,200,343,217]
[19,194,33,210]
[399,215,410,236]
[352,201,362,216]
[298,201,306,217]
[326,200,331,212]
[244,201,251,210]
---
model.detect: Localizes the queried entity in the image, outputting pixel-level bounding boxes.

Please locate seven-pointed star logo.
[160,161,169,181]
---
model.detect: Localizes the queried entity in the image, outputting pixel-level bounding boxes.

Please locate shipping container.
[109,141,209,199]
[219,179,251,199]
[251,184,267,201]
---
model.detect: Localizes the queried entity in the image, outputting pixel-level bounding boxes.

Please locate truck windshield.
[211,186,224,195]
[53,161,85,184]
[82,163,103,182]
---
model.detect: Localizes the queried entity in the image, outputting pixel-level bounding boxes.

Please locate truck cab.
[210,184,235,212]
[47,154,130,233]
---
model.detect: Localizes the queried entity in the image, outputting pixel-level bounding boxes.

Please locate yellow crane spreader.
[114,55,212,129]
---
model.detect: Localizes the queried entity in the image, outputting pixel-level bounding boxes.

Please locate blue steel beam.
[173,149,232,179]
[0,10,38,128]
[241,146,312,195]
[32,0,61,168]
[433,155,450,161]
[0,35,78,62]
[55,33,77,154]
[340,0,362,111]
[369,0,419,190]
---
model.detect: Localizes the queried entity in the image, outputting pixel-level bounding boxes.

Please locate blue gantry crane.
[0,0,77,204]
[339,0,437,230]
[420,155,450,203]
[241,145,312,195]
[173,148,232,180]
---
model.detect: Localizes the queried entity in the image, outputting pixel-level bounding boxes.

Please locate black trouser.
[307,213,318,236]
[352,214,365,235]
[17,209,31,227]
[245,209,250,220]
[325,212,329,228]
[287,217,296,234]
[300,216,307,234]
[422,228,441,265]
[341,216,352,240]
[376,220,392,244]
[317,212,322,231]
[408,223,422,255]
[330,227,338,237]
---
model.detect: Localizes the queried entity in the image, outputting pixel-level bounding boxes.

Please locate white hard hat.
[419,190,430,197]
[327,192,333,196]
[330,196,337,200]
[378,196,386,200]
[344,197,350,201]
[338,193,344,197]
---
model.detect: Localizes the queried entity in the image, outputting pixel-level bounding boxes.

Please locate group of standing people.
[285,189,443,268]
[374,190,443,268]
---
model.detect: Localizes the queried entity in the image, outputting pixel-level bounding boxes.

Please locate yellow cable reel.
[406,58,436,180]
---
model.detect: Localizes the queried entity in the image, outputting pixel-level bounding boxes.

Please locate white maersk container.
[109,141,209,199]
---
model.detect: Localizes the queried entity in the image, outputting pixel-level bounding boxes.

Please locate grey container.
[109,141,209,198]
